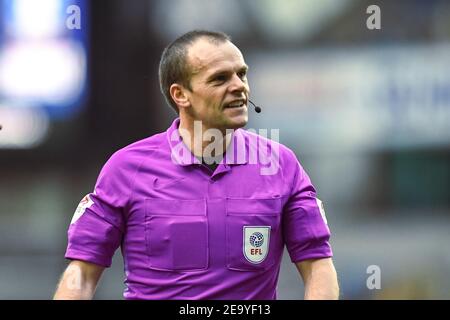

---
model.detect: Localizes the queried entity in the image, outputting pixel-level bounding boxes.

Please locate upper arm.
[282,151,332,263]
[54,260,105,300]
[295,257,336,283]
[66,260,105,285]
[65,152,132,267]
[295,258,339,299]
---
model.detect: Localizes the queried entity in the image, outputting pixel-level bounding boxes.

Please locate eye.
[238,70,247,80]
[214,74,227,82]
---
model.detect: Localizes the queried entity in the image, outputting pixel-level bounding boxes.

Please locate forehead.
[187,38,247,76]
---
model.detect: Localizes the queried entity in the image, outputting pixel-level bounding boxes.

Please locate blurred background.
[1,0,450,299]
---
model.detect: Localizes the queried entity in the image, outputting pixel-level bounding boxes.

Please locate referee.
[54,30,339,300]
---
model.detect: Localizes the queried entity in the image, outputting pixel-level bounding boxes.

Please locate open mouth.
[224,100,246,109]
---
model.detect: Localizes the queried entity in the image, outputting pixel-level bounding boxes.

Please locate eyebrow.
[206,65,249,82]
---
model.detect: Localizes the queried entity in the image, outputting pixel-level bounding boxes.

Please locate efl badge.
[243,226,270,264]
[71,194,94,224]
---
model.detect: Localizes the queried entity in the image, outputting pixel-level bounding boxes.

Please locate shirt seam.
[290,247,333,263]
[65,248,112,267]
[125,146,160,216]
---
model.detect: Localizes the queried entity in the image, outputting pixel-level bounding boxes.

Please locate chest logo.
[243,226,270,264]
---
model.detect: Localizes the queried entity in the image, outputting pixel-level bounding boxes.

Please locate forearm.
[54,284,95,300]
[53,278,96,300]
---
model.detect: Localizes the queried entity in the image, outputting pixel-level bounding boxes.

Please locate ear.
[169,83,191,110]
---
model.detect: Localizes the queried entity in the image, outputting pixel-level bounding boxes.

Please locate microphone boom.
[248,100,262,113]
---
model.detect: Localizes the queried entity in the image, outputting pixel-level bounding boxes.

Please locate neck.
[178,117,233,159]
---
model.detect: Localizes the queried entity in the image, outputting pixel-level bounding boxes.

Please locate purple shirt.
[65,118,332,299]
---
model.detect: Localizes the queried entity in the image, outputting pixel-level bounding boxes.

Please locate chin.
[226,116,248,130]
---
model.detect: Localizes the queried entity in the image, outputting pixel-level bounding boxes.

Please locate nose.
[229,73,248,94]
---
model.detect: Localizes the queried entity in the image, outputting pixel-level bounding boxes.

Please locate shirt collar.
[166,117,248,167]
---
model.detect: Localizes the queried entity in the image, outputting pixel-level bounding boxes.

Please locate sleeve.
[282,150,333,263]
[64,152,131,267]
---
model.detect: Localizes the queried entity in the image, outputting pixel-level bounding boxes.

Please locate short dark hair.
[158,30,231,113]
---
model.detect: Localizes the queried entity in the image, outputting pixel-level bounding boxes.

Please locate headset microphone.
[248,99,262,113]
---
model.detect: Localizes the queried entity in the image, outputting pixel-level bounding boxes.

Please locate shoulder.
[238,128,300,164]
[100,132,166,176]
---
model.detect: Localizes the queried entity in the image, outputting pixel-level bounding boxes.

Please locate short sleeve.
[283,151,333,263]
[65,152,131,267]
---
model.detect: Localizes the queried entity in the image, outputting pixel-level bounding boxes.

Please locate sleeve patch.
[71,194,94,224]
[316,198,328,225]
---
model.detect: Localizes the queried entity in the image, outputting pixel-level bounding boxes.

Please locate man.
[54,30,339,300]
